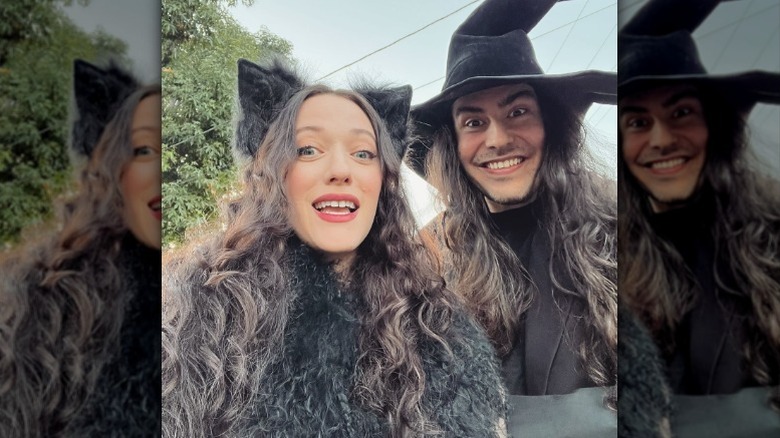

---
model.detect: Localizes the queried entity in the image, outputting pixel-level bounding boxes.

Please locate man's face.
[452,83,545,213]
[619,84,708,213]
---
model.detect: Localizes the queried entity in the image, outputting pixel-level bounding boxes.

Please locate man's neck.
[486,191,539,213]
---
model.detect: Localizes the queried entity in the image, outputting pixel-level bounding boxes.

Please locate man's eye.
[464,119,484,128]
[509,108,527,118]
[673,107,693,118]
[626,118,648,129]
[297,146,317,156]
[353,150,376,160]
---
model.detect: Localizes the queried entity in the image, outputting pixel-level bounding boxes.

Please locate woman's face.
[285,93,383,261]
[121,94,162,249]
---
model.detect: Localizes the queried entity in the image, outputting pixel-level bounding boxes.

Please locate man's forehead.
[452,83,538,109]
[620,83,701,107]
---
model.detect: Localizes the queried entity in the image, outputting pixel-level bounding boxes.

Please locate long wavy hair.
[424,85,618,406]
[162,85,460,437]
[618,85,780,410]
[0,85,161,436]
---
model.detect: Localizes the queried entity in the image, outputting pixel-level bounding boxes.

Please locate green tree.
[162,0,292,246]
[0,3,129,246]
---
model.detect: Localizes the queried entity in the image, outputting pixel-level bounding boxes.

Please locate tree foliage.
[0,2,129,246]
[162,0,293,246]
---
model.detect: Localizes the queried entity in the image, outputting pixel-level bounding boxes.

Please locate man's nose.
[650,122,676,150]
[485,121,512,148]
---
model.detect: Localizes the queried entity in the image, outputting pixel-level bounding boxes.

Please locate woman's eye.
[509,108,527,118]
[353,150,377,160]
[134,146,154,156]
[297,146,318,156]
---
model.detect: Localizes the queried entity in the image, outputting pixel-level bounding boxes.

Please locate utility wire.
[413,2,617,91]
[317,0,481,81]
[546,0,590,71]
[711,0,753,70]
[586,22,616,69]
[750,26,779,69]
[696,3,778,40]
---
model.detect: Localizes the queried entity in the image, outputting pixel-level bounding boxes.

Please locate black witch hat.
[233,57,412,160]
[619,0,780,105]
[70,59,140,157]
[408,0,617,175]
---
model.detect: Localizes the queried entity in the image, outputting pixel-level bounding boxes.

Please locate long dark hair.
[618,84,780,410]
[425,85,618,407]
[162,85,462,437]
[0,85,161,437]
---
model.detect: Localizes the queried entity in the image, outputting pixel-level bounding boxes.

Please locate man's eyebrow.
[453,105,483,117]
[498,89,535,108]
[619,105,647,116]
[662,89,700,107]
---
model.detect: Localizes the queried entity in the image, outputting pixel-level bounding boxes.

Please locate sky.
[228,0,620,225]
[60,0,160,84]
[58,0,780,227]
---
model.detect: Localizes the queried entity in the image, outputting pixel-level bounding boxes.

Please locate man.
[616,0,780,436]
[407,0,618,435]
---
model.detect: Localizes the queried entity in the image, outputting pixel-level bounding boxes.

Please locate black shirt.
[491,199,595,395]
[648,194,756,394]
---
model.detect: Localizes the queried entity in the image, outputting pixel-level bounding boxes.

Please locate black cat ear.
[71,59,138,156]
[356,85,412,158]
[234,58,306,159]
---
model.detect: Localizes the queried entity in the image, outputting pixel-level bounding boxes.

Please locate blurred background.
[0,0,159,249]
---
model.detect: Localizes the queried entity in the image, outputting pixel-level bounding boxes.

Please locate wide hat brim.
[619,70,780,107]
[413,70,617,127]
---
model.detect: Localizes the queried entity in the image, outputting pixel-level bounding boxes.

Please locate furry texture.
[234,58,305,159]
[617,307,672,438]
[0,234,161,437]
[233,241,505,437]
[71,60,140,157]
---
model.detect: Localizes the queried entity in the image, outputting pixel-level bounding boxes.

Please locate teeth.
[486,157,522,170]
[314,200,356,210]
[650,158,685,169]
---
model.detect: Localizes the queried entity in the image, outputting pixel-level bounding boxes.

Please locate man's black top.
[648,192,757,394]
[490,198,596,395]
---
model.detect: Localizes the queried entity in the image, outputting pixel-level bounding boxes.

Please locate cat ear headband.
[71,59,140,157]
[233,57,412,159]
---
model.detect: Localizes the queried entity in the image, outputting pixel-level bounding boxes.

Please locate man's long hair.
[618,85,780,410]
[0,86,161,437]
[425,86,618,406]
[162,85,466,437]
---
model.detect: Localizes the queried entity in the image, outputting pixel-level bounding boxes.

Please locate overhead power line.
[317,0,481,81]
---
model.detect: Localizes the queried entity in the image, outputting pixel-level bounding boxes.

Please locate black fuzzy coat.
[0,233,161,438]
[240,244,506,437]
[617,306,672,438]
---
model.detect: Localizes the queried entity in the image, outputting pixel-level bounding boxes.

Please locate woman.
[162,58,506,437]
[0,60,161,437]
